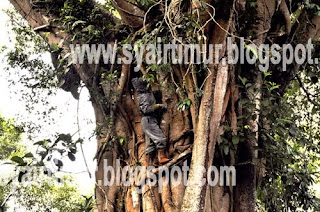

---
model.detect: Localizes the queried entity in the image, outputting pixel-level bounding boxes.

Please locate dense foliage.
[0,176,93,212]
[0,115,24,160]
[0,115,93,212]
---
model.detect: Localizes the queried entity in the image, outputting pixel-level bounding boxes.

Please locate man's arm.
[153,104,167,110]
[138,93,166,114]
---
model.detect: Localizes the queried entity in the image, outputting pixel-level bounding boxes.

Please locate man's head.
[131,78,149,93]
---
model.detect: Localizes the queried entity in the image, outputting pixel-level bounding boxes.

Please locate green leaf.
[263,71,272,77]
[249,2,257,7]
[34,140,45,146]
[43,167,52,176]
[70,147,77,154]
[71,20,86,30]
[18,171,26,182]
[82,25,95,32]
[68,152,76,161]
[119,137,126,145]
[230,149,235,158]
[232,136,240,145]
[53,158,63,168]
[223,145,229,155]
[64,16,75,21]
[58,133,72,143]
[239,76,248,85]
[244,44,258,59]
[11,156,25,164]
[76,138,84,144]
[269,84,280,91]
[39,151,48,159]
[245,83,252,88]
[312,106,317,115]
[24,152,34,158]
[50,43,59,51]
[244,125,250,130]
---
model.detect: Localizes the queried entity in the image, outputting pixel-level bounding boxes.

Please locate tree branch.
[296,75,320,107]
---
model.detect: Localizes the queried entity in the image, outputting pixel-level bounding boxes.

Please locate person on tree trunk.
[131,78,170,165]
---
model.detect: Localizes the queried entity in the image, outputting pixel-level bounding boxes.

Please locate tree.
[0,176,94,212]
[0,115,24,160]
[0,115,24,212]
[4,0,320,211]
[0,115,93,212]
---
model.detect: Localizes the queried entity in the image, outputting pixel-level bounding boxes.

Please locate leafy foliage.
[58,0,116,43]
[0,115,25,160]
[0,115,93,211]
[3,9,56,90]
[0,9,59,140]
[1,176,93,212]
[256,71,320,211]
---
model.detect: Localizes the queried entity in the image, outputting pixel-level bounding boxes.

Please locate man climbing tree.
[132,77,170,165]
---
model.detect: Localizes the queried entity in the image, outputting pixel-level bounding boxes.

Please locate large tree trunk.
[9,0,320,211]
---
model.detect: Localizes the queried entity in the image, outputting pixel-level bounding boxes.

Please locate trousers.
[141,116,166,154]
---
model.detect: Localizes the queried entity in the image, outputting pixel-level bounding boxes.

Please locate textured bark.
[182,0,235,209]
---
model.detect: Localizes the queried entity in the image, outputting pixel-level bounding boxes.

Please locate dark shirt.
[137,92,156,115]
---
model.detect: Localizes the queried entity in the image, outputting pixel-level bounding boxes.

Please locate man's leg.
[144,133,156,155]
[141,116,170,164]
[142,117,166,147]
[144,134,157,166]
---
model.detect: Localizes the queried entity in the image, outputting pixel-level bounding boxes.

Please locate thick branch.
[112,0,145,28]
[274,8,320,92]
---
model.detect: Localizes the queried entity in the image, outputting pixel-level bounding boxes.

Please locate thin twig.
[77,86,92,178]
[296,75,320,107]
